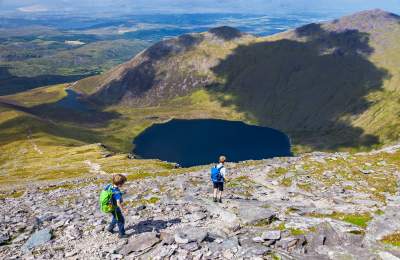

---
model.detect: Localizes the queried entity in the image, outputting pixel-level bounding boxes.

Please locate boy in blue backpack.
[105,174,128,238]
[211,155,227,203]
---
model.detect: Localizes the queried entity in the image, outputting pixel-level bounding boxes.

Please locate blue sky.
[0,0,399,16]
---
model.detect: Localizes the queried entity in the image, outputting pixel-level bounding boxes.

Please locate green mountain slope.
[0,39,150,95]
[74,9,400,152]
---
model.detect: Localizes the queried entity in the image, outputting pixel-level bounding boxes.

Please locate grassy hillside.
[0,89,203,186]
[0,38,150,95]
[74,10,400,152]
[0,83,247,163]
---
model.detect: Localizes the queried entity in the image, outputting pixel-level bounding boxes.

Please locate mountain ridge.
[73,9,400,151]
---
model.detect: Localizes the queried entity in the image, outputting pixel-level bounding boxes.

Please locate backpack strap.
[108,185,113,192]
[105,184,115,193]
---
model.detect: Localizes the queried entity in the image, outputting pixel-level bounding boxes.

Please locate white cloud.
[17,4,48,12]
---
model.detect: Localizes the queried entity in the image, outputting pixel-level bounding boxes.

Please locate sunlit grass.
[381,232,400,247]
[307,212,372,228]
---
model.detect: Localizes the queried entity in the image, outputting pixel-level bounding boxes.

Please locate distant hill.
[0,39,150,96]
[74,9,400,151]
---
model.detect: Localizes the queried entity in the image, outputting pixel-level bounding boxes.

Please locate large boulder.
[237,206,276,225]
[261,230,281,240]
[364,206,400,247]
[305,222,340,253]
[208,237,239,254]
[22,228,52,252]
[174,227,208,244]
[119,232,160,256]
[236,244,270,257]
[198,197,240,231]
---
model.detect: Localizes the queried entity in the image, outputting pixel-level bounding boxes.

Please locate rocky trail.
[1,145,400,259]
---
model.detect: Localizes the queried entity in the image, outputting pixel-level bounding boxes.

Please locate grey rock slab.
[94,225,104,233]
[305,222,360,254]
[64,250,79,257]
[151,245,177,259]
[275,237,299,250]
[174,233,189,244]
[160,231,175,245]
[180,242,199,252]
[237,244,270,257]
[252,237,264,243]
[239,236,261,248]
[174,227,208,244]
[64,225,82,240]
[261,230,281,240]
[22,228,52,251]
[323,245,379,260]
[352,199,378,207]
[12,233,29,244]
[111,254,123,259]
[198,198,240,231]
[119,232,160,256]
[364,206,400,247]
[237,206,276,225]
[378,251,400,260]
[208,237,239,254]
[185,212,206,222]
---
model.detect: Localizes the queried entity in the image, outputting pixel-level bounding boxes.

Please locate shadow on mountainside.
[31,90,121,124]
[0,113,104,146]
[0,89,121,125]
[0,90,121,146]
[0,66,94,96]
[209,24,390,150]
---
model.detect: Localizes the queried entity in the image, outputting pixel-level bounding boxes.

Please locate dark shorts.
[213,182,224,191]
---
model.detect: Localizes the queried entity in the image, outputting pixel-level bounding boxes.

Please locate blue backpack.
[211,165,224,182]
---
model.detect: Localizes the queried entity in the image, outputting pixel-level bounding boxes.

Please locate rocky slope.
[1,144,400,259]
[73,9,400,151]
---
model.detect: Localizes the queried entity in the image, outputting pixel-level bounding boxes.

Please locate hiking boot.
[213,197,217,202]
[106,228,115,234]
[118,234,129,239]
[218,198,222,203]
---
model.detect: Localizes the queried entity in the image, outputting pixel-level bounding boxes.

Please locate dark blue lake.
[132,119,291,167]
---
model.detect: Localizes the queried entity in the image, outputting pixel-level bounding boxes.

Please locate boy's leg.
[107,211,117,232]
[116,208,126,236]
[213,182,218,201]
[218,182,224,202]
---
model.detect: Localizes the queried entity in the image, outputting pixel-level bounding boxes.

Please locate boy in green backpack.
[102,174,128,238]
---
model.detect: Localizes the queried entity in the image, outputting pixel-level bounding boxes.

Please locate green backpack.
[99,185,115,213]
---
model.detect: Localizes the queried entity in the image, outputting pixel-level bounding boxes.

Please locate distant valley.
[0,13,325,95]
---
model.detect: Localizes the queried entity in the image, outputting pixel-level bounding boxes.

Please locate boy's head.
[112,174,127,187]
[219,155,226,163]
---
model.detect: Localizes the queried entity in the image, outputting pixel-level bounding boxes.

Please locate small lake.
[132,119,291,167]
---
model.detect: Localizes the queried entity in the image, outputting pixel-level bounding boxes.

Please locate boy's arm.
[221,167,227,180]
[117,200,127,213]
